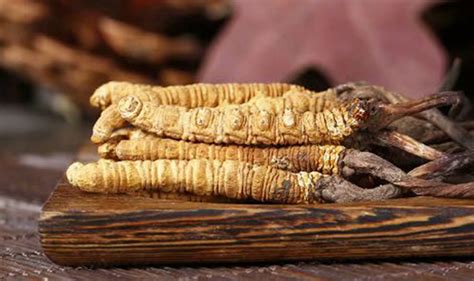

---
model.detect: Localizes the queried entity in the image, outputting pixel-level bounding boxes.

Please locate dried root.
[408,151,474,180]
[375,130,447,161]
[336,81,474,150]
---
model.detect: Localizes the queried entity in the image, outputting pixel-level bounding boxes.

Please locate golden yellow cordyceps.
[90,82,314,143]
[66,159,324,203]
[117,95,365,146]
[67,82,468,204]
[98,137,346,174]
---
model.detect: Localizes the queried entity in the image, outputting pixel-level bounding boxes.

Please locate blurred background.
[0,1,473,191]
[1,0,474,123]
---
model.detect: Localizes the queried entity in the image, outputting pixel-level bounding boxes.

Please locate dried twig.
[408,151,474,180]
[376,130,447,161]
[336,81,474,150]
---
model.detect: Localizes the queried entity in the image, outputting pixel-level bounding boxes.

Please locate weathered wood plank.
[39,178,474,266]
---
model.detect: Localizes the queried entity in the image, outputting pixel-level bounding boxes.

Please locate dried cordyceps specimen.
[90,82,307,109]
[67,81,474,204]
[66,159,402,204]
[99,138,346,174]
[90,82,313,143]
[118,91,459,146]
[98,136,414,185]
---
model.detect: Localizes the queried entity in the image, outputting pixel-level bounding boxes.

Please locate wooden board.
[39,145,474,267]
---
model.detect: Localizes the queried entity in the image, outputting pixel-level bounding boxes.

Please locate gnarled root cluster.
[67,82,474,204]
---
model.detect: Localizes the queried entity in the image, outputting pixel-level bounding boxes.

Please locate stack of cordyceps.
[0,0,230,115]
[66,81,474,204]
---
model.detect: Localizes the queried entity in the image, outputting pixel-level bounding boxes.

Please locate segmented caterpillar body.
[98,138,346,174]
[67,159,325,204]
[119,95,369,145]
[91,82,310,109]
[91,82,330,143]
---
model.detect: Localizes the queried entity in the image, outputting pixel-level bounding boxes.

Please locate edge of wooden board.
[39,178,474,266]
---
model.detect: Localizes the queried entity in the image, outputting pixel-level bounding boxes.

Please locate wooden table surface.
[2,107,474,280]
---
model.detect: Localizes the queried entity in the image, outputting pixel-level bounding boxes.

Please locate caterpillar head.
[90,82,131,109]
[118,95,143,121]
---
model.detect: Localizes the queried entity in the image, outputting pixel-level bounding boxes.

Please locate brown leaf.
[199,0,446,98]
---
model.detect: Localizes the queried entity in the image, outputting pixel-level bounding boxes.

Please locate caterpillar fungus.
[119,91,461,146]
[67,82,467,204]
[98,138,346,174]
[66,159,402,204]
[91,82,333,143]
[118,95,366,145]
[90,82,310,110]
[98,133,410,184]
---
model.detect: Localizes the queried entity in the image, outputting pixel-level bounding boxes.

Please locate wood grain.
[40,178,474,266]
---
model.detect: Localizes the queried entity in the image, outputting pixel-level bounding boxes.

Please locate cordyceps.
[67,82,474,204]
[90,82,340,143]
[99,135,347,174]
[118,90,460,146]
[66,159,403,204]
[97,130,413,184]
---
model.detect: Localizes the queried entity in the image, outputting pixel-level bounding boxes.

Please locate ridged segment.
[120,96,368,146]
[90,82,341,143]
[91,82,308,109]
[66,159,326,203]
[99,138,346,174]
